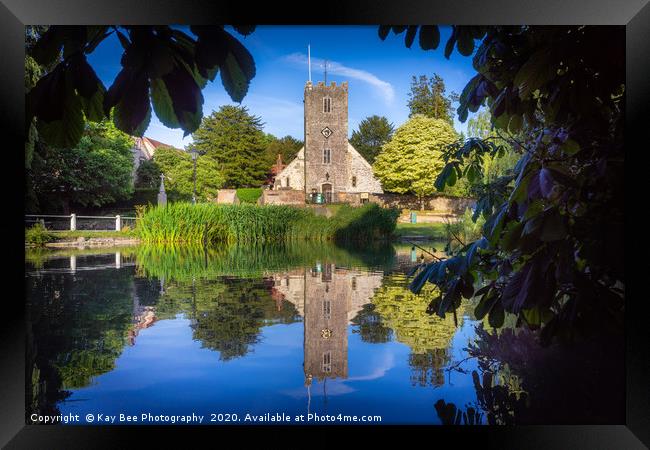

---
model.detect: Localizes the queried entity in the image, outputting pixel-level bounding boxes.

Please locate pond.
[25,242,623,425]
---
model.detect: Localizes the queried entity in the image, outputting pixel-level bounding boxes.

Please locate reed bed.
[137,202,398,245]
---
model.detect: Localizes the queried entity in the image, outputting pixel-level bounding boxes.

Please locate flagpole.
[308,44,312,82]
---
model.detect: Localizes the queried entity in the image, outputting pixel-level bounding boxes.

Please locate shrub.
[25,223,55,246]
[445,208,486,250]
[236,188,263,204]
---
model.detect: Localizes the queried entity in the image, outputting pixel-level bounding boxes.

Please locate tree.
[28,120,134,213]
[26,26,257,149]
[153,146,224,201]
[190,105,269,188]
[407,74,457,125]
[381,25,624,344]
[134,159,162,189]
[264,135,303,166]
[349,115,395,164]
[466,109,519,185]
[373,115,458,208]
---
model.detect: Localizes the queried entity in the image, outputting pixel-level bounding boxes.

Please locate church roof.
[133,136,182,160]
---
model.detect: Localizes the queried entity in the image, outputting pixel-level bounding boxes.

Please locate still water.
[25,242,586,425]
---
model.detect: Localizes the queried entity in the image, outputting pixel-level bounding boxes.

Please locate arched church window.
[323,148,331,164]
[323,300,331,319]
[323,97,331,113]
[352,176,357,187]
[286,177,290,187]
[322,351,332,373]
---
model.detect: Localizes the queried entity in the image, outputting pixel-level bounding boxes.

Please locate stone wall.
[369,193,475,214]
[259,189,305,206]
[344,143,384,193]
[274,148,305,191]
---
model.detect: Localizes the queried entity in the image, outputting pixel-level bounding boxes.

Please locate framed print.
[1,0,645,447]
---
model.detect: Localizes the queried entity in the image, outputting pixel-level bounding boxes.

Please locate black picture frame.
[1,1,645,447]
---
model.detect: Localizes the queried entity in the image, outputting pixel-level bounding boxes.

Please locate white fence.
[25,214,138,231]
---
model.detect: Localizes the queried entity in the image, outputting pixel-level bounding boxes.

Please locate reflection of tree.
[26,267,135,417]
[365,281,465,387]
[434,399,483,425]
[156,277,300,361]
[350,303,392,344]
[435,322,625,424]
[409,349,448,387]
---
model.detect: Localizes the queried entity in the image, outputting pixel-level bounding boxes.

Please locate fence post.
[70,214,76,231]
[115,215,121,231]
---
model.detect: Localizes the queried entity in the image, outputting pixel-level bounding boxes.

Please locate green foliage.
[26,26,256,148]
[349,115,395,164]
[134,159,161,189]
[236,188,262,204]
[373,115,458,203]
[190,105,269,188]
[153,146,224,201]
[407,74,457,125]
[28,120,134,212]
[382,26,625,344]
[25,223,55,246]
[445,208,486,251]
[263,135,303,167]
[137,202,398,245]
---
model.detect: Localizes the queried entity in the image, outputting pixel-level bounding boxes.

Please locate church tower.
[304,81,349,203]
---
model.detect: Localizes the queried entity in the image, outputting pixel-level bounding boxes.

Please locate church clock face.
[321,127,333,139]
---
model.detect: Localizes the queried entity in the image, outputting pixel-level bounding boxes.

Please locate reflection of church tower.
[271,264,383,386]
[303,263,348,382]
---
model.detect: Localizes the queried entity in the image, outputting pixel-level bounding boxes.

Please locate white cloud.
[284,53,395,105]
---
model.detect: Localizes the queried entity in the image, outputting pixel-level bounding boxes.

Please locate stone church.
[272,80,383,203]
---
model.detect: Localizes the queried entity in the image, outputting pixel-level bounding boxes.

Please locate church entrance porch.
[322,183,333,203]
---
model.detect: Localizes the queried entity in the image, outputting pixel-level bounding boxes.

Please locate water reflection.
[25,243,623,424]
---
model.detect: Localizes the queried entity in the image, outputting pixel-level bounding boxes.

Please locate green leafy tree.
[264,135,303,166]
[28,120,134,213]
[372,115,458,208]
[134,159,162,189]
[407,74,457,125]
[153,146,224,201]
[349,115,395,164]
[26,26,256,149]
[466,110,519,185]
[190,105,269,188]
[381,25,624,344]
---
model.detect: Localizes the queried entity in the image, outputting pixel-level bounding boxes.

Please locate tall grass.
[137,202,398,245]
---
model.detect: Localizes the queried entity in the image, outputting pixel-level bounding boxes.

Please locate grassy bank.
[393,222,447,240]
[137,202,399,245]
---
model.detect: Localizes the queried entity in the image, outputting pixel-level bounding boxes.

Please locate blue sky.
[88,26,480,149]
